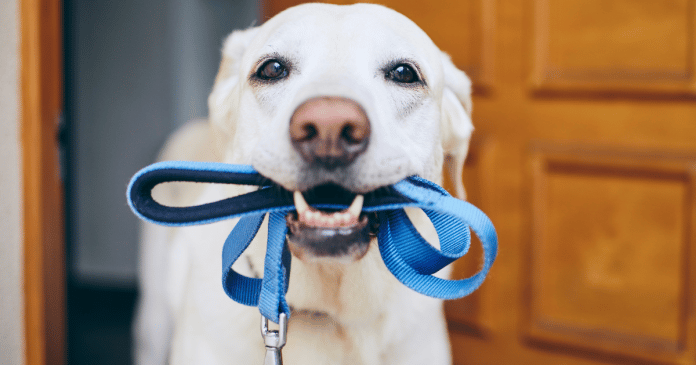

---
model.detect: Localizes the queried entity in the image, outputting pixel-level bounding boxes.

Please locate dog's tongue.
[293,191,363,228]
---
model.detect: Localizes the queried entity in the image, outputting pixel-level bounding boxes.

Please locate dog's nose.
[289,97,370,170]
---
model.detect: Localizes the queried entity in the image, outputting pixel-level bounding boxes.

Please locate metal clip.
[261,313,287,365]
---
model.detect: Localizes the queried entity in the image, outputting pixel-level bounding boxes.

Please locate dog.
[133,3,474,364]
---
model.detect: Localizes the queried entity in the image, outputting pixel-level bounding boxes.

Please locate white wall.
[0,0,24,364]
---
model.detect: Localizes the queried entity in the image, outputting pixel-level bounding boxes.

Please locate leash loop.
[127,161,498,324]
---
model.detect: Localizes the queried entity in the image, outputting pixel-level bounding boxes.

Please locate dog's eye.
[387,64,419,84]
[257,60,288,80]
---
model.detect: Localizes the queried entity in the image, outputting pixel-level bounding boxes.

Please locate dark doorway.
[62,1,258,363]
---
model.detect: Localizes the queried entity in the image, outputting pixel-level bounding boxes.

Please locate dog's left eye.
[257,60,288,80]
[387,64,419,84]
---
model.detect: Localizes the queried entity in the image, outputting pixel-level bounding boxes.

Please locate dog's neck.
[284,241,398,327]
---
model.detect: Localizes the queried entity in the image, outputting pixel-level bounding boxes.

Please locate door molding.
[21,0,65,364]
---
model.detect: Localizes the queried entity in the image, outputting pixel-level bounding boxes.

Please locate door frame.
[21,0,65,364]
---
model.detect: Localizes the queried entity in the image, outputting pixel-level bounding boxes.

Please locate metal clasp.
[261,313,287,365]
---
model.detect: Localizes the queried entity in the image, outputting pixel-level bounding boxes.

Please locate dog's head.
[209,3,473,263]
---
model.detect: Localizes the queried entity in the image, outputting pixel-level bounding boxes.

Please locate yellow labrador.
[134,3,473,364]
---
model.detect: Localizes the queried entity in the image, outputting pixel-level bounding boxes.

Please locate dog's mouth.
[285,184,379,263]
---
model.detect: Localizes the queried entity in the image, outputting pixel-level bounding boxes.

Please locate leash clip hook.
[261,313,287,365]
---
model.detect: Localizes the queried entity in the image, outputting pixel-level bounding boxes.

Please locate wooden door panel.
[525,146,696,362]
[532,0,696,94]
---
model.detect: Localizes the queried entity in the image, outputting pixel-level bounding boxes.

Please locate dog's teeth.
[294,191,310,215]
[302,210,312,223]
[309,211,320,225]
[294,191,365,228]
[347,195,364,218]
[340,213,351,225]
[327,217,337,227]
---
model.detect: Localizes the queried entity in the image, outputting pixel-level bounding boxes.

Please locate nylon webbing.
[127,161,498,323]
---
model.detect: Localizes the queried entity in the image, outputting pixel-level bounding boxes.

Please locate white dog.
[134,3,474,364]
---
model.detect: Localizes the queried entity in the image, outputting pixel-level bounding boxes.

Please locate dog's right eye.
[256,60,288,80]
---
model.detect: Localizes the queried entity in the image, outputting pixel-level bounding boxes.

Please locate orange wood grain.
[530,0,696,96]
[525,146,696,363]
[20,0,65,364]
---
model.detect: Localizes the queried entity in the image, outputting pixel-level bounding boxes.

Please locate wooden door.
[264,1,696,363]
[21,0,66,364]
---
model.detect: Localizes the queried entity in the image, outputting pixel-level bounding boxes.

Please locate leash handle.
[127,161,274,226]
[127,161,498,325]
[127,160,414,226]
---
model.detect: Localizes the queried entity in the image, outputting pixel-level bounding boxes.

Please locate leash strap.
[127,160,498,323]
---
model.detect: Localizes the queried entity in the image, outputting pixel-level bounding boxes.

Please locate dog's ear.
[208,26,260,149]
[439,52,474,200]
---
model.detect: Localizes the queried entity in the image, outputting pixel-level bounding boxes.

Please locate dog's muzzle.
[286,96,375,262]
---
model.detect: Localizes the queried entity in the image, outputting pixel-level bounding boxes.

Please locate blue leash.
[127,160,498,324]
